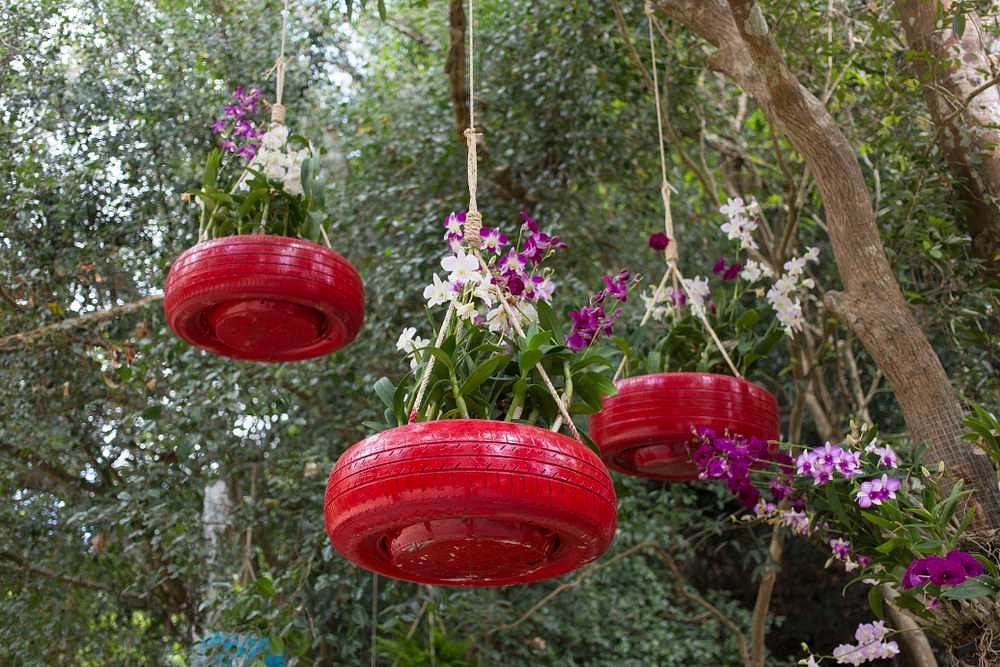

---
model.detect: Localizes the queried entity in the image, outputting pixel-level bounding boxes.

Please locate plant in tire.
[618,197,819,379]
[325,211,623,586]
[188,86,330,244]
[588,197,817,481]
[163,86,364,362]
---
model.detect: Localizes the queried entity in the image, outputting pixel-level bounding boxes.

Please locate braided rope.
[408,0,580,439]
[270,0,290,125]
[613,3,742,380]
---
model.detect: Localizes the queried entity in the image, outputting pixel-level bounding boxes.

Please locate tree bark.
[653,0,1000,525]
[896,0,1000,272]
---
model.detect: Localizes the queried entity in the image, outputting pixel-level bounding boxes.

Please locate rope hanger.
[408,0,581,441]
[613,2,742,382]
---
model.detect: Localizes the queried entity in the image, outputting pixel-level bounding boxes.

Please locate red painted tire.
[589,373,779,481]
[324,420,617,587]
[163,235,364,362]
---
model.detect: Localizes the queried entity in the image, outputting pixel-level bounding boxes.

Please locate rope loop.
[270,102,286,126]
[463,210,483,248]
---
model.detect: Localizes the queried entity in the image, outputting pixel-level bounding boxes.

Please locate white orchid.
[441,250,481,285]
[681,276,711,316]
[422,273,454,308]
[396,327,418,352]
[261,125,289,150]
[740,259,774,283]
[719,196,760,250]
[472,274,496,307]
[455,300,477,321]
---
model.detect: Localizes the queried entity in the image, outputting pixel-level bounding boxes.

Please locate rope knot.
[464,210,483,248]
[270,103,286,125]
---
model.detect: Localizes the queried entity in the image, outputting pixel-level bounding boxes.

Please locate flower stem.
[450,371,470,419]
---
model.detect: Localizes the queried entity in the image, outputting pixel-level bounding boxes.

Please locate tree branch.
[490,541,654,634]
[654,0,1000,525]
[0,550,145,602]
[652,545,752,666]
[0,295,161,350]
[749,527,783,667]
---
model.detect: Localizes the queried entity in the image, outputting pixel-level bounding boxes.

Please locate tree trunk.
[896,0,1000,272]
[654,0,1000,526]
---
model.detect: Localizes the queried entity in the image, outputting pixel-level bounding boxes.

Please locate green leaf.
[952,11,966,37]
[141,405,163,420]
[646,350,662,374]
[535,300,563,340]
[377,0,387,20]
[874,538,905,555]
[527,329,552,351]
[860,511,895,530]
[570,354,612,372]
[941,578,993,599]
[459,354,511,396]
[253,576,276,597]
[867,586,886,620]
[735,308,760,332]
[374,377,395,410]
[202,149,221,190]
[578,430,602,457]
[422,346,455,372]
[518,349,544,374]
[574,372,616,411]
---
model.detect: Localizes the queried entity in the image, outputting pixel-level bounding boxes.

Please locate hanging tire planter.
[325,419,617,587]
[164,234,364,362]
[590,372,779,481]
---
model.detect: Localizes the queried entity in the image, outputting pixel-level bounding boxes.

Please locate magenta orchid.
[210,86,264,162]
[902,550,984,590]
[566,271,631,352]
[648,232,670,250]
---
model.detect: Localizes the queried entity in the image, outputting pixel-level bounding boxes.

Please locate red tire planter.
[164,235,364,362]
[324,420,617,587]
[589,372,779,481]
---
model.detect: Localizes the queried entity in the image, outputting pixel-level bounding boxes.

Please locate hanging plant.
[326,209,621,586]
[326,0,620,586]
[589,14,786,481]
[164,10,364,363]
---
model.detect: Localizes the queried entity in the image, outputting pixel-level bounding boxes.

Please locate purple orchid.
[947,550,984,578]
[601,271,630,302]
[480,227,509,254]
[210,117,227,134]
[722,262,742,281]
[649,232,670,250]
[520,210,538,234]
[926,556,968,586]
[499,249,528,275]
[238,143,258,161]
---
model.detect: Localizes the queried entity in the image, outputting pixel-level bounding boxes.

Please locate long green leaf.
[459,354,511,396]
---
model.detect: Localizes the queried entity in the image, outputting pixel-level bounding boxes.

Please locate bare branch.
[0,550,145,602]
[0,295,161,351]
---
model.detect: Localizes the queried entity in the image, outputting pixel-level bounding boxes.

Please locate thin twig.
[0,295,161,350]
[489,541,655,635]
[652,545,752,666]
